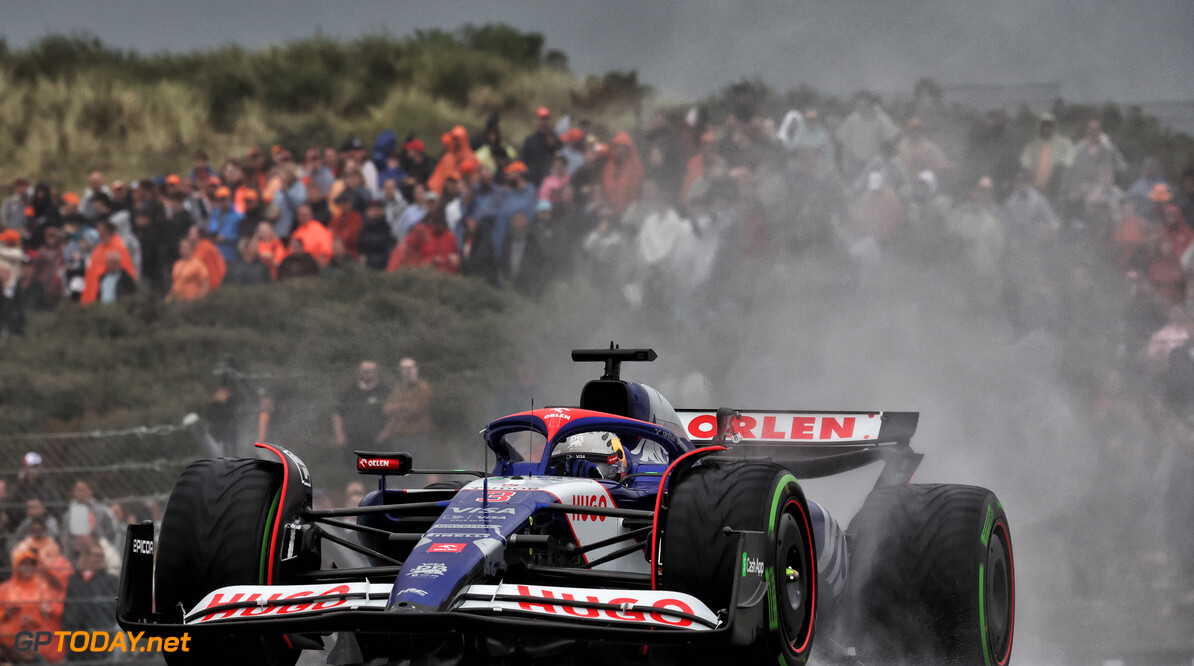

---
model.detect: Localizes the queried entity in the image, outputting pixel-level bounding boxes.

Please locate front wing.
[117,522,771,646]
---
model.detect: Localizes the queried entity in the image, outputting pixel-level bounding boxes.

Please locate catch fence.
[0,423,216,527]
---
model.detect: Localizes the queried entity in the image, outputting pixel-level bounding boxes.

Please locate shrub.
[0,271,524,454]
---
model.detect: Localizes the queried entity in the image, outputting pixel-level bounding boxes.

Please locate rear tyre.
[155,458,299,666]
[661,458,816,665]
[847,484,1014,664]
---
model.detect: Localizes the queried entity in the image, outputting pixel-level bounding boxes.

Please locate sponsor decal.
[510,585,697,627]
[463,584,711,630]
[428,543,466,553]
[357,457,403,471]
[681,412,880,442]
[476,490,515,503]
[652,427,678,445]
[407,562,448,578]
[742,553,764,578]
[426,529,499,538]
[395,588,427,597]
[281,448,312,486]
[543,408,573,422]
[450,507,516,515]
[198,585,352,621]
[186,583,393,624]
[570,494,608,522]
[131,538,154,555]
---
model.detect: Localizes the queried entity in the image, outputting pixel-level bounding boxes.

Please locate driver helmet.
[551,431,625,479]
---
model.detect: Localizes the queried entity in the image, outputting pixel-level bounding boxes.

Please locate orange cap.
[561,128,584,143]
[165,174,181,186]
[214,186,231,199]
[61,191,80,206]
[242,189,259,202]
[1150,183,1173,203]
[536,106,551,119]
[504,160,529,175]
[459,158,479,176]
[0,229,21,244]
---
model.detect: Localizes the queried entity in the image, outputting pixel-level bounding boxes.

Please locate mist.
[482,214,1175,665]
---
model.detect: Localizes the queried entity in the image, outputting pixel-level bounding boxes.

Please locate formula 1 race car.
[117,346,1014,665]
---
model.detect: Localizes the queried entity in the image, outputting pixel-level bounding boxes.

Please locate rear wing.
[676,409,922,487]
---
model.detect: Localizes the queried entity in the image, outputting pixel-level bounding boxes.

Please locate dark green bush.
[0,272,524,449]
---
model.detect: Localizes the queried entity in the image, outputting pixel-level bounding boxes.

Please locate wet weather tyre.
[661,458,816,665]
[847,484,1014,665]
[154,458,299,666]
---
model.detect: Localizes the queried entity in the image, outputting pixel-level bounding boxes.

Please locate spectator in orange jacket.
[188,226,226,291]
[390,208,460,274]
[428,126,477,196]
[602,132,644,215]
[329,193,363,259]
[291,204,334,266]
[252,221,288,280]
[80,218,136,305]
[386,224,424,272]
[169,238,211,302]
[0,545,65,663]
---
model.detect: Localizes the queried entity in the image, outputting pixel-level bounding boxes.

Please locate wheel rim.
[985,522,1013,662]
[775,501,814,653]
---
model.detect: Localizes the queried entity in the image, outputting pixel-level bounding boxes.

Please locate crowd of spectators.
[0,454,140,661]
[0,96,1188,324]
[2,87,1194,608]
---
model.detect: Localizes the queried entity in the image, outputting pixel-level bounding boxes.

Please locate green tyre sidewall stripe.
[258,486,283,662]
[978,499,1004,666]
[979,562,989,666]
[259,487,282,585]
[766,473,801,657]
[766,474,798,630]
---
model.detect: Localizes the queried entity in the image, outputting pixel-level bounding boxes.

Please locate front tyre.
[847,484,1014,664]
[661,458,816,665]
[155,458,299,666]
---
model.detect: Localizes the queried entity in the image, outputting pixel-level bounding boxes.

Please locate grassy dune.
[0,27,649,188]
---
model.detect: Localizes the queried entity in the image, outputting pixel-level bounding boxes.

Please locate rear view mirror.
[353,451,413,475]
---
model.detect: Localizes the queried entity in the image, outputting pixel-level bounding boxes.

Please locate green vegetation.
[0,270,528,468]
[0,26,648,188]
